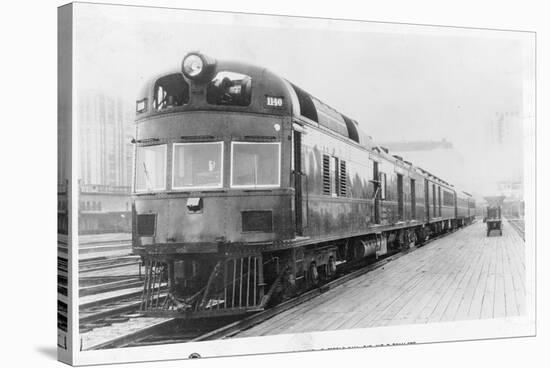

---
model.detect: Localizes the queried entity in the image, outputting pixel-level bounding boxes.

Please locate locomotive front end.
[131,53,295,317]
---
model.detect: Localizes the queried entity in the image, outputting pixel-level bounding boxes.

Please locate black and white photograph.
[54,1,538,365]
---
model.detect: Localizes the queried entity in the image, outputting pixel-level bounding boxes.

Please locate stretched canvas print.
[57,2,536,365]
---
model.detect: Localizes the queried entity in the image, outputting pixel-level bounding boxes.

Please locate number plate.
[266,96,284,108]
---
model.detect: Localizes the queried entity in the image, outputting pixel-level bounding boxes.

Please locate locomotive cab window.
[207,71,252,106]
[135,145,167,192]
[231,142,280,188]
[173,142,223,190]
[153,74,189,111]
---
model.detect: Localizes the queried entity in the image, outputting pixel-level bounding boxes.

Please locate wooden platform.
[237,219,525,338]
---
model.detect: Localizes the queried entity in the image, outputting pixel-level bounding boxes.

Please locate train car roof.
[138,53,467,194]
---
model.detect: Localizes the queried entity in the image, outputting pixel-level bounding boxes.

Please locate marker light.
[136,98,147,113]
[182,54,204,78]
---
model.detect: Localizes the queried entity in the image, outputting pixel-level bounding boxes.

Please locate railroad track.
[86,317,240,350]
[78,250,148,337]
[87,226,462,350]
[79,255,141,274]
[79,277,143,297]
[79,241,132,255]
[506,218,525,241]
[79,285,166,332]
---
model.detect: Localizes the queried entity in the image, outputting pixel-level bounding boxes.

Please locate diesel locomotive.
[131,52,475,319]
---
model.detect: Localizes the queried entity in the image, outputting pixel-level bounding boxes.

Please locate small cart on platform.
[483,196,505,237]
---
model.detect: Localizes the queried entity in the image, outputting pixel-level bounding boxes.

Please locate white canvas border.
[66,1,538,366]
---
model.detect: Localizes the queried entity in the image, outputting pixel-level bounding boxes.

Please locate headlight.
[182,54,204,78]
[181,52,216,81]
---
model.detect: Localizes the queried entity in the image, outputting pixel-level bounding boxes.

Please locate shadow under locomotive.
[131,52,476,320]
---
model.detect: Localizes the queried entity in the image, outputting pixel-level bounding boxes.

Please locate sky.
[73,3,535,197]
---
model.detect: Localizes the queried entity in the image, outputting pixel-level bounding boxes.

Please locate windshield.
[135,145,166,191]
[173,142,223,189]
[153,74,189,111]
[231,142,280,188]
[206,71,252,106]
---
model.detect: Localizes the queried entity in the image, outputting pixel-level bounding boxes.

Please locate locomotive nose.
[133,190,292,252]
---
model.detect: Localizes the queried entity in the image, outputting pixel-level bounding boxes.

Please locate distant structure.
[58,181,69,235]
[497,180,524,218]
[77,91,134,234]
[484,111,523,184]
[489,111,521,146]
[497,180,523,200]
[78,183,131,234]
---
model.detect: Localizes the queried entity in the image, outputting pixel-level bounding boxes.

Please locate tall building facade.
[77,91,135,234]
[484,111,523,185]
[77,91,134,187]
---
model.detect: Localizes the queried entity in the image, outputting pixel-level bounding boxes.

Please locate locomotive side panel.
[402,171,412,222]
[457,196,469,219]
[378,161,398,225]
[301,125,374,239]
[392,163,417,223]
[440,187,456,221]
[410,171,426,221]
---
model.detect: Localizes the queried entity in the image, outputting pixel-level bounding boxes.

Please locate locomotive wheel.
[309,262,319,286]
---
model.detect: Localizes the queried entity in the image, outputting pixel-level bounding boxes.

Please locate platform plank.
[237,220,525,338]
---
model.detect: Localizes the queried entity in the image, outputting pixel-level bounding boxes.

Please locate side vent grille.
[339,160,347,196]
[137,214,156,236]
[242,211,273,232]
[322,155,331,195]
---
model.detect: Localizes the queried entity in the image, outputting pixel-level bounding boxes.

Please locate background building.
[78,183,131,234]
[497,180,524,218]
[77,91,134,234]
[78,91,134,187]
